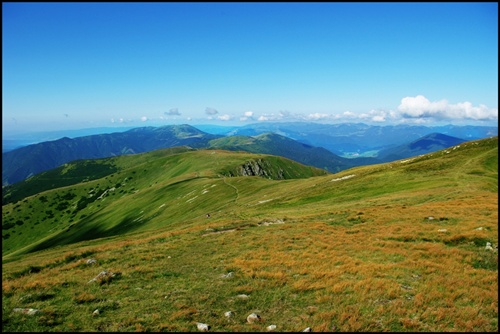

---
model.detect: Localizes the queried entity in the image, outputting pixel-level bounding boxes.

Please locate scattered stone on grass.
[196,322,210,331]
[246,312,262,323]
[12,308,40,315]
[485,242,497,251]
[88,270,119,284]
[221,272,234,279]
[266,324,277,331]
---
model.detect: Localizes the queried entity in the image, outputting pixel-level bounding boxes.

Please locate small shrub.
[444,234,468,246]
[10,265,43,279]
[3,222,16,230]
[19,291,56,303]
[470,237,490,247]
[472,251,498,271]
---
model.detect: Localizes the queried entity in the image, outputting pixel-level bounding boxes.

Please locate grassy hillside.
[2,148,327,257]
[2,146,195,205]
[2,137,498,332]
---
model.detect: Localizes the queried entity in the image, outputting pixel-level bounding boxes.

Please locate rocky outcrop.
[229,159,286,179]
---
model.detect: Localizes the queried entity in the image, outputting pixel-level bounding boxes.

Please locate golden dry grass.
[2,139,497,331]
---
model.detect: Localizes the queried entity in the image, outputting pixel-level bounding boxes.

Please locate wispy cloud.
[217,114,233,121]
[307,113,329,121]
[205,107,218,115]
[164,108,181,116]
[240,111,254,121]
[257,110,303,122]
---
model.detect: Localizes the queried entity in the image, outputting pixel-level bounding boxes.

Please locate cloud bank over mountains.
[160,95,498,123]
[250,95,498,125]
[112,95,497,127]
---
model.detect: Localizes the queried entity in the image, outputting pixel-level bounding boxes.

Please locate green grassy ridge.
[1,146,195,205]
[1,137,498,332]
[2,149,327,258]
[4,136,495,259]
[2,135,497,252]
[2,138,496,258]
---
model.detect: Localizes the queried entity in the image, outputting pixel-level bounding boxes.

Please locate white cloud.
[141,116,148,122]
[111,118,126,123]
[217,114,233,121]
[371,114,386,122]
[165,108,181,116]
[257,113,288,121]
[307,113,329,120]
[342,111,357,118]
[257,110,306,122]
[398,95,498,121]
[363,109,390,122]
[240,111,255,121]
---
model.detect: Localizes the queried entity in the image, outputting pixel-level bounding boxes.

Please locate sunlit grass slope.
[2,148,327,258]
[2,137,498,332]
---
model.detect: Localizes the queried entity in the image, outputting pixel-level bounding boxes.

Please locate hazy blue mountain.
[225,122,498,156]
[3,122,497,186]
[376,133,467,162]
[2,126,136,152]
[2,125,222,186]
[3,124,384,186]
[208,133,381,173]
[193,124,241,135]
[2,140,37,153]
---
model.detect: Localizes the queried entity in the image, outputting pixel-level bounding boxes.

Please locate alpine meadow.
[2,136,498,332]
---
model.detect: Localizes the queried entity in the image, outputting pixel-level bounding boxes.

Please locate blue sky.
[2,2,498,135]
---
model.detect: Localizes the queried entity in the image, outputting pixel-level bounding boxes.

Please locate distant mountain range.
[207,133,376,173]
[1,125,362,186]
[2,123,497,186]
[218,122,497,156]
[2,125,220,186]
